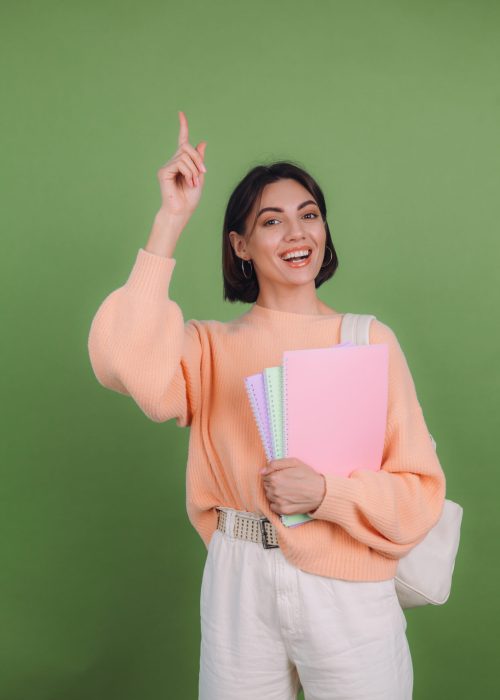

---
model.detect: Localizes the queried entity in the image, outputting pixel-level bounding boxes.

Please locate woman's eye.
[263,212,318,226]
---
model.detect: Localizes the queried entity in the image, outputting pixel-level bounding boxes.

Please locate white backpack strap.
[340,312,377,345]
[341,313,438,452]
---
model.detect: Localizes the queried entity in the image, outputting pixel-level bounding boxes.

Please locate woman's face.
[229,178,327,294]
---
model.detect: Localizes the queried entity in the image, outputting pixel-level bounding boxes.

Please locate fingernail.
[201,164,207,173]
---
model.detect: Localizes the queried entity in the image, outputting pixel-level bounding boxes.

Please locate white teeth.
[281,249,311,261]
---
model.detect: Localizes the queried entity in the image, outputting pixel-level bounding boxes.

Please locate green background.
[1,0,498,697]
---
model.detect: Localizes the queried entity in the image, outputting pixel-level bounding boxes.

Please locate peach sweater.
[88,247,446,582]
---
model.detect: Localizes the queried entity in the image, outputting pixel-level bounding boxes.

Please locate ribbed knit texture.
[88,247,446,582]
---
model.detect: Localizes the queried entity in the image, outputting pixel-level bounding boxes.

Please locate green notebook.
[263,366,312,527]
[263,366,284,459]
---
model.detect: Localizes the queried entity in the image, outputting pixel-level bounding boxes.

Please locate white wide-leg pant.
[199,508,413,700]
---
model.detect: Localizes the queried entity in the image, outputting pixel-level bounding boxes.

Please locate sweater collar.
[242,302,342,323]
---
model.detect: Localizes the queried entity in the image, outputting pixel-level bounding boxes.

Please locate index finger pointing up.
[178,110,189,146]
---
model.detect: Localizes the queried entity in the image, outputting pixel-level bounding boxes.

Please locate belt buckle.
[259,517,279,549]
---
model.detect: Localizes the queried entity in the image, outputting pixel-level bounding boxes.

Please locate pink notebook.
[283,344,389,478]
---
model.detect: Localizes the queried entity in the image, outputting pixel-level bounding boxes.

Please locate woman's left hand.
[260,457,326,515]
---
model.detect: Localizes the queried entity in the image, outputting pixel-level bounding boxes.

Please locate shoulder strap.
[340,312,377,345]
[341,313,438,452]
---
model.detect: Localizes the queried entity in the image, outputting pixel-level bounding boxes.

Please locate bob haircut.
[222,160,339,304]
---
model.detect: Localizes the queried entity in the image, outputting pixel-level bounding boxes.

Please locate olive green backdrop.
[1,0,498,698]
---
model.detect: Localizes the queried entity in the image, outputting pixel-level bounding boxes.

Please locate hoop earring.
[320,246,333,269]
[241,258,253,279]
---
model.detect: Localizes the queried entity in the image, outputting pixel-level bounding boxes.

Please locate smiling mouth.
[280,249,313,263]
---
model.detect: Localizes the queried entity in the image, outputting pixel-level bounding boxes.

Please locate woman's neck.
[254,298,337,317]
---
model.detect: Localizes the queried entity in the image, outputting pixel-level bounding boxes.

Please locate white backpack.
[340,313,463,609]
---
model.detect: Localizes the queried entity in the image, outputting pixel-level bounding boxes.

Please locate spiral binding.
[263,368,281,459]
[282,356,289,458]
[244,377,273,462]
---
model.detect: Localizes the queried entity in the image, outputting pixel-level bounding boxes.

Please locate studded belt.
[216,507,280,549]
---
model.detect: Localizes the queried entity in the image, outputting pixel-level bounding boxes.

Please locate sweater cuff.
[307,472,360,522]
[124,248,177,301]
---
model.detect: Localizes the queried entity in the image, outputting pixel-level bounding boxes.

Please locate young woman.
[88,111,446,700]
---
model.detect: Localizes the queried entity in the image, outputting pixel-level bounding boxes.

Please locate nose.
[284,227,307,243]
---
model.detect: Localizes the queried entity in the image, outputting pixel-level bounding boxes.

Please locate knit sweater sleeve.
[307,318,446,560]
[87,248,201,427]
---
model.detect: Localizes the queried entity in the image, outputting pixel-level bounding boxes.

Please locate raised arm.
[308,319,446,560]
[87,111,208,427]
[88,248,203,426]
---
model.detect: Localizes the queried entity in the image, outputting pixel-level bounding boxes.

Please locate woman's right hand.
[156,111,207,220]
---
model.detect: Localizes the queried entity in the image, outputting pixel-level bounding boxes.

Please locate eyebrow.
[256,199,318,219]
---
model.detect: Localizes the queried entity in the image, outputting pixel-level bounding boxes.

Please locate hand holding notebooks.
[245,340,389,527]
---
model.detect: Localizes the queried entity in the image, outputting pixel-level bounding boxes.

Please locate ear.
[229,230,248,259]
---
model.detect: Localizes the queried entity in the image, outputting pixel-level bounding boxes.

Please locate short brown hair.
[222,160,339,303]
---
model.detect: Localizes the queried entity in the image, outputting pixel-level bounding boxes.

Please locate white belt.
[216,507,280,549]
